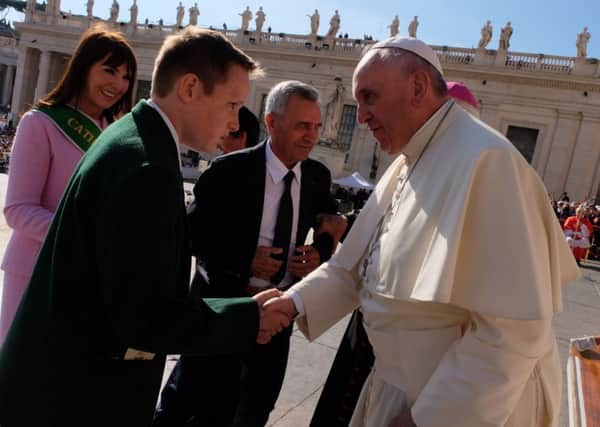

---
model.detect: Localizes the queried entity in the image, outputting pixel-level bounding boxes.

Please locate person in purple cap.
[446,80,480,118]
[263,36,578,426]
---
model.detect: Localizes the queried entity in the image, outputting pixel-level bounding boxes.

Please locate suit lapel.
[297,161,313,244]
[247,142,268,248]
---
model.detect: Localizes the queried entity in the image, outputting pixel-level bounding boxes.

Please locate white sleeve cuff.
[286,289,306,317]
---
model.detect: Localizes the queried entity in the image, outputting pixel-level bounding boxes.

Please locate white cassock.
[290,101,581,427]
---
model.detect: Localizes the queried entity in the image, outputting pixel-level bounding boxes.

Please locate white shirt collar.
[402,99,454,165]
[146,99,182,171]
[265,140,302,184]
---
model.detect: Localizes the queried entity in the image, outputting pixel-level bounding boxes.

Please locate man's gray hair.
[265,80,320,115]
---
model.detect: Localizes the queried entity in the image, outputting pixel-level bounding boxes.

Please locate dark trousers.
[310,310,374,427]
[153,323,294,427]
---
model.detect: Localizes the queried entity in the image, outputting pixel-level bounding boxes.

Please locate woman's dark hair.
[35,24,137,122]
[237,106,260,148]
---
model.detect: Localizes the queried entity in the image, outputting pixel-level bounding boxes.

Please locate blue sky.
[3,0,598,58]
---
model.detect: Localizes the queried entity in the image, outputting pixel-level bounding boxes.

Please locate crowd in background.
[333,185,371,213]
[0,123,14,173]
[552,192,600,263]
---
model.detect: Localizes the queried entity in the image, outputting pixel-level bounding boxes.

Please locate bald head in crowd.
[218,106,260,154]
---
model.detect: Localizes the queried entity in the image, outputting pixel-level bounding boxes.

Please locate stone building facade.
[5,1,600,201]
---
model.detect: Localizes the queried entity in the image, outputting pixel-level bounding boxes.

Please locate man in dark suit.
[0,28,287,427]
[155,81,346,427]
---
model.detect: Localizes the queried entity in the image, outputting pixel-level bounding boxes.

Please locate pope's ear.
[409,70,430,107]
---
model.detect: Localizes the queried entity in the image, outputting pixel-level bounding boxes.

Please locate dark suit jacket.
[0,101,259,426]
[189,141,337,298]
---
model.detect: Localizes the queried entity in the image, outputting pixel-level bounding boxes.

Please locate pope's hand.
[262,294,297,319]
[252,288,291,344]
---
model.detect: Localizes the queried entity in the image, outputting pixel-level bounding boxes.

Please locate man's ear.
[177,73,204,104]
[265,112,276,133]
[410,70,430,107]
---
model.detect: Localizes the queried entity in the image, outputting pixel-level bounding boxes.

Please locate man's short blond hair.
[151,27,262,97]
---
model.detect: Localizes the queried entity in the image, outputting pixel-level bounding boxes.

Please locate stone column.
[25,0,35,23]
[0,65,7,104]
[2,65,15,106]
[34,50,52,102]
[494,49,508,67]
[347,126,368,172]
[9,48,28,121]
[46,0,61,25]
[474,47,487,65]
[542,110,581,197]
[0,65,6,93]
[563,116,600,200]
[479,102,501,130]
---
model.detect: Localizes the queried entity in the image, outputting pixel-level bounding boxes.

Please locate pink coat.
[2,110,106,278]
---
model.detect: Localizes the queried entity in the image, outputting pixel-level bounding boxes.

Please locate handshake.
[251,288,298,344]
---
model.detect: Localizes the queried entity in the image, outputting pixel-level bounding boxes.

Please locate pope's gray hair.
[362,47,448,97]
[265,80,320,115]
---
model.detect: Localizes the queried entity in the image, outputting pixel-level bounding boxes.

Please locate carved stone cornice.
[477,93,600,117]
[242,46,361,67]
[444,68,600,92]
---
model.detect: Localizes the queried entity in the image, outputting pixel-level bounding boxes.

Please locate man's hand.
[388,409,417,427]
[288,245,320,277]
[257,310,290,344]
[252,288,282,306]
[252,288,291,344]
[251,246,283,280]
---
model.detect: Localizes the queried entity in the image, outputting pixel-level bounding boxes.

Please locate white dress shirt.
[249,141,302,290]
[147,99,182,171]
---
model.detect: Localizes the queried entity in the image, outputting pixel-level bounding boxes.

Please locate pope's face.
[353,52,416,155]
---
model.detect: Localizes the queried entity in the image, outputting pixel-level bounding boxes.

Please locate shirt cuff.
[285,289,305,317]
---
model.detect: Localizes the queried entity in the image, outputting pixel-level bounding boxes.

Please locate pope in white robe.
[272,37,581,427]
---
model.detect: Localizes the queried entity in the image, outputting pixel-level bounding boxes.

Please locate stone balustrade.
[538,54,575,73]
[503,51,574,73]
[20,11,600,78]
[232,30,375,56]
[432,45,475,65]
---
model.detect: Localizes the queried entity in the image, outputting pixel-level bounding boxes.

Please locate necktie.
[271,170,295,285]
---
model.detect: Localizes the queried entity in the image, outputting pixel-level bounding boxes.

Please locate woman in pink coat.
[0,25,137,344]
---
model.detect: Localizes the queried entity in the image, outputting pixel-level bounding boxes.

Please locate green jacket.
[0,100,259,426]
